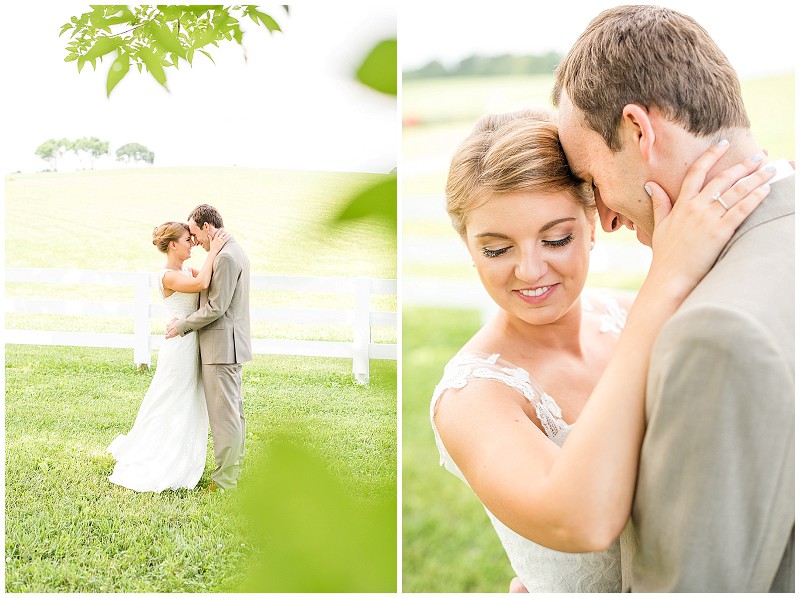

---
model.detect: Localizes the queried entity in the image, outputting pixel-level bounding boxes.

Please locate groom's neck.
[702,128,765,182]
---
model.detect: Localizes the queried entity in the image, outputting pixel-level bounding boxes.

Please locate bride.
[107,222,229,492]
[431,110,773,591]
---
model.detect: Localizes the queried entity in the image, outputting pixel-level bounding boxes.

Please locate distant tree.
[403,59,448,80]
[116,143,154,165]
[72,136,110,169]
[404,51,564,79]
[34,138,71,171]
[61,5,289,96]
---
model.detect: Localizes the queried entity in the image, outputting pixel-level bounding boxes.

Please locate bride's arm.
[163,230,229,293]
[435,144,774,553]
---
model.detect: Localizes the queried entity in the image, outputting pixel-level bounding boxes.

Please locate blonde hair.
[152,221,189,254]
[445,108,594,238]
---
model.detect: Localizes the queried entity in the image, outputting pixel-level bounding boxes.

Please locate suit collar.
[724,174,794,253]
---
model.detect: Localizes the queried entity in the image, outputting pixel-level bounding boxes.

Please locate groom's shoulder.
[219,237,249,265]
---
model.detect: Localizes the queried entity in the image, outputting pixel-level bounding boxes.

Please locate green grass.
[402,306,511,593]
[6,344,396,592]
[402,74,556,126]
[741,74,795,160]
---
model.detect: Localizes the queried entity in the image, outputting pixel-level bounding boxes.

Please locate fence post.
[133,272,151,369]
[352,276,371,385]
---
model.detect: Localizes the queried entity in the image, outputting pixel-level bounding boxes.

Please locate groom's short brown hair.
[552,5,750,151]
[188,204,224,228]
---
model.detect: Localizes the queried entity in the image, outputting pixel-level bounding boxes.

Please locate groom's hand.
[165,318,179,339]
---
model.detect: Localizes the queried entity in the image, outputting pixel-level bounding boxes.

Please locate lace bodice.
[430,292,632,592]
[159,267,200,319]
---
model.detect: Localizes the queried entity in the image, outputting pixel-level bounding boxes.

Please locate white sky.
[400,0,797,78]
[1,2,397,174]
[2,2,795,175]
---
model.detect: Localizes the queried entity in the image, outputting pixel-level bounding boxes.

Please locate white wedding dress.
[430,293,633,592]
[107,266,209,492]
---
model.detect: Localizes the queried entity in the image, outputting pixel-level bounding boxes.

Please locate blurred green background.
[401,70,794,592]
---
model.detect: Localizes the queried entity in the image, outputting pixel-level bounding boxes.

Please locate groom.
[166,204,252,491]
[546,5,794,592]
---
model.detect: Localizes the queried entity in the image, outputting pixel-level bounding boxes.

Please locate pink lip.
[514,284,558,304]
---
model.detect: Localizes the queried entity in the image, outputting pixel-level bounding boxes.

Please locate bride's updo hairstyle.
[152,222,190,253]
[445,108,595,239]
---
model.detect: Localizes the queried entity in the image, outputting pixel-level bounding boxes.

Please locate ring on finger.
[711,192,730,210]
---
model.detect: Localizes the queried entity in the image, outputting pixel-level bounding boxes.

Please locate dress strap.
[158,268,170,298]
[431,352,571,447]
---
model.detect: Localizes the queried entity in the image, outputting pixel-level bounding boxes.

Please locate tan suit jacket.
[629,176,795,591]
[175,236,252,364]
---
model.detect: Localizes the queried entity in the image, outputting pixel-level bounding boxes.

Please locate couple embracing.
[431,5,794,592]
[108,204,252,494]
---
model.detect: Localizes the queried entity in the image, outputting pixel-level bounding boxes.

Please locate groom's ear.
[620,104,655,163]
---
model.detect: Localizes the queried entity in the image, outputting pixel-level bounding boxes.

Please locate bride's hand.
[644,142,774,298]
[210,229,230,253]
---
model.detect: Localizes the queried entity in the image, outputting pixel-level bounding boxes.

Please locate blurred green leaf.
[106,52,130,97]
[146,21,186,58]
[240,434,396,592]
[334,175,397,230]
[356,38,397,96]
[182,5,223,15]
[197,49,215,64]
[252,9,282,32]
[139,47,167,89]
[83,36,123,62]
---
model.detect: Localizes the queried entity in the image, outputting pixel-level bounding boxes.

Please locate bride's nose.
[515,243,548,282]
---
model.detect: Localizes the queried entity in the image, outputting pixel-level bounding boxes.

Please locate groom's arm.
[174,252,241,336]
[632,305,794,592]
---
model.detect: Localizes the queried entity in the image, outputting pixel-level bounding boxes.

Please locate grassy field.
[5,167,397,592]
[402,307,511,593]
[5,166,396,277]
[6,345,396,592]
[401,72,794,592]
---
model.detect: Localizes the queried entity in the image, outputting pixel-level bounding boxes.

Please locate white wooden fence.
[4,268,397,384]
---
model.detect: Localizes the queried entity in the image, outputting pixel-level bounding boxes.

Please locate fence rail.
[5,268,397,384]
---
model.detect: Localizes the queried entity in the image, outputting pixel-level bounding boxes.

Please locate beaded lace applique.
[582,291,628,334]
[431,352,571,449]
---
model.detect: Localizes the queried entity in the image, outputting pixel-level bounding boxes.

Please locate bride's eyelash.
[481,234,574,257]
[482,246,510,258]
[543,234,574,248]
